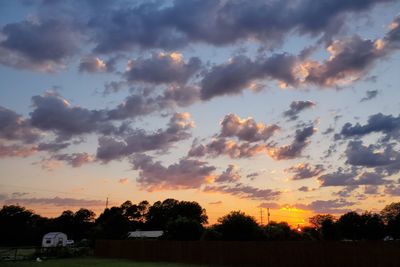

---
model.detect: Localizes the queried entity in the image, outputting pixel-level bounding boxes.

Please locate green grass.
[0,258,214,267]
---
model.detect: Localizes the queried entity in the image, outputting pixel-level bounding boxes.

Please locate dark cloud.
[215,164,241,183]
[87,0,393,53]
[345,140,400,175]
[37,142,70,152]
[285,163,324,180]
[79,55,108,73]
[318,167,390,186]
[200,54,298,100]
[97,113,194,162]
[384,184,400,196]
[0,143,37,158]
[3,196,104,207]
[29,93,115,140]
[318,168,357,187]
[300,36,385,86]
[340,113,400,141]
[203,183,281,201]
[0,106,40,143]
[124,53,201,84]
[246,172,260,179]
[298,186,312,192]
[283,100,316,120]
[268,124,316,160]
[301,199,355,214]
[219,114,279,142]
[360,90,379,102]
[106,94,165,121]
[51,152,94,167]
[188,113,279,159]
[131,154,216,191]
[0,19,80,71]
[188,138,268,159]
[364,185,379,195]
[384,15,400,50]
[106,86,200,120]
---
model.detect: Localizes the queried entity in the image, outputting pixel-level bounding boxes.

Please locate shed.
[42,232,68,247]
[128,230,163,239]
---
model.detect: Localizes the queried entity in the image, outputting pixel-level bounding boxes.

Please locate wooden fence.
[95,240,400,267]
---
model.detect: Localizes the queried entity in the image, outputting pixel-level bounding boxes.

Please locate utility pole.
[267,208,270,225]
[260,208,263,225]
[106,197,109,209]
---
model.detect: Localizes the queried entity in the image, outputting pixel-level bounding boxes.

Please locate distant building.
[128,230,164,239]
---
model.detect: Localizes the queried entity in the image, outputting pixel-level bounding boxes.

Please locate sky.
[1,0,400,226]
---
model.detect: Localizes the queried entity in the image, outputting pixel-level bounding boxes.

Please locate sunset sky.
[1,0,400,226]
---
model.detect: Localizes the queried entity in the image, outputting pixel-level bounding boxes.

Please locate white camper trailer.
[42,232,68,247]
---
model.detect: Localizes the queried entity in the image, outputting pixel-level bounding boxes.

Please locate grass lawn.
[0,258,214,267]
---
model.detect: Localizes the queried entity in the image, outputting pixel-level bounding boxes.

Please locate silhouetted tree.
[164,216,204,240]
[360,212,385,240]
[264,221,300,241]
[320,217,340,241]
[309,214,336,229]
[381,202,400,239]
[145,199,207,230]
[0,205,48,246]
[338,212,363,240]
[94,206,130,239]
[309,214,339,240]
[215,211,262,241]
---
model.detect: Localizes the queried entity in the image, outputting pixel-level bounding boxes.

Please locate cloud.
[215,164,241,183]
[0,19,80,71]
[51,152,95,167]
[106,87,200,121]
[364,185,379,195]
[360,90,379,102]
[87,0,393,53]
[299,35,386,86]
[188,113,279,159]
[3,196,104,207]
[219,114,279,142]
[209,201,222,205]
[124,52,201,85]
[384,15,400,50]
[259,198,355,213]
[118,178,129,184]
[37,142,70,152]
[203,183,281,201]
[384,184,400,196]
[0,143,37,158]
[131,154,215,191]
[318,167,391,186]
[301,199,355,214]
[29,93,115,140]
[283,100,316,120]
[79,55,108,73]
[97,112,194,162]
[344,140,400,175]
[298,186,313,192]
[188,138,268,159]
[267,124,316,160]
[340,113,400,141]
[258,202,281,209]
[200,54,298,100]
[0,106,41,143]
[285,163,325,180]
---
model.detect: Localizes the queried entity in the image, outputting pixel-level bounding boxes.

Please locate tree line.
[0,199,399,246]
